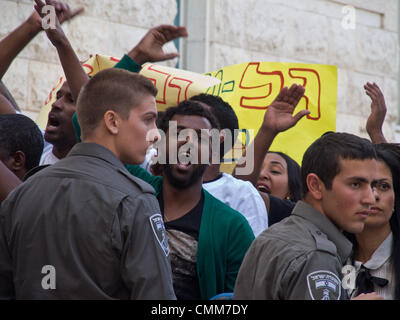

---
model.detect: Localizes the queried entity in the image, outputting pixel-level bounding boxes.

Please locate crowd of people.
[0,0,398,300]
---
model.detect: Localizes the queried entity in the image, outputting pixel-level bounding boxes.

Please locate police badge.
[149,214,170,257]
[307,270,341,300]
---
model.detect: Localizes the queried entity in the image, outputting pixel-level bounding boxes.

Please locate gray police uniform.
[234,201,352,300]
[0,143,176,300]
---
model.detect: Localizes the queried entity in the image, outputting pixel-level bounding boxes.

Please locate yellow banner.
[139,63,221,111]
[36,55,220,129]
[204,62,337,165]
[37,56,337,168]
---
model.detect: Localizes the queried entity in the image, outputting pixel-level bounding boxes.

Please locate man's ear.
[219,129,226,145]
[104,110,120,135]
[10,151,26,172]
[306,173,324,200]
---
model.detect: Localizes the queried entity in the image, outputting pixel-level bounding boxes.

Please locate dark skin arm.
[34,0,86,102]
[0,94,16,115]
[33,11,188,102]
[0,81,20,112]
[0,161,21,204]
[0,1,83,82]
[233,84,309,186]
[128,25,188,65]
[365,82,388,144]
[0,12,42,81]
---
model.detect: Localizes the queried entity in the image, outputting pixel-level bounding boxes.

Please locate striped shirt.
[350,233,395,300]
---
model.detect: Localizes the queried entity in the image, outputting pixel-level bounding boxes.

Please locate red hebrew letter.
[288,68,321,120]
[82,64,94,76]
[239,62,284,110]
[168,77,193,105]
[142,64,171,105]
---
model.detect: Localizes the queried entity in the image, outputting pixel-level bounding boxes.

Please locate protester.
[188,94,268,236]
[0,68,176,299]
[346,143,400,300]
[365,82,387,144]
[0,1,84,165]
[257,151,302,202]
[234,132,382,300]
[0,114,43,180]
[256,151,302,226]
[125,101,255,300]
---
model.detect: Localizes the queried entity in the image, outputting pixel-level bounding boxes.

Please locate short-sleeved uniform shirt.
[234,201,353,300]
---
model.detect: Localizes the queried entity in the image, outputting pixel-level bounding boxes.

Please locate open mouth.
[257,183,271,194]
[46,113,61,131]
[176,151,192,171]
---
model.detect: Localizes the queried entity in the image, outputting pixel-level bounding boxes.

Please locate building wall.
[182,0,399,141]
[1,0,399,141]
[0,0,178,120]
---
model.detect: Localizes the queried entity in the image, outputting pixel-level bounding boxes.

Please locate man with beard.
[126,101,255,300]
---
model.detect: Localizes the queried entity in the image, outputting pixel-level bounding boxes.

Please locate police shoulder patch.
[149,214,170,257]
[307,270,341,300]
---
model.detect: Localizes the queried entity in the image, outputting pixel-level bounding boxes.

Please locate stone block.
[26,61,63,113]
[354,25,398,78]
[0,1,19,37]
[343,70,384,118]
[1,57,29,109]
[209,42,253,71]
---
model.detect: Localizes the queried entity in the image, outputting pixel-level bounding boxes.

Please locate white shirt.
[203,173,268,237]
[350,233,395,300]
[39,143,60,166]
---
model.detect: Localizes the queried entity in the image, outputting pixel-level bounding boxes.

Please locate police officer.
[0,69,175,299]
[234,132,383,300]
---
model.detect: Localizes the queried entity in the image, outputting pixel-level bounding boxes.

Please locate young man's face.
[116,94,158,165]
[44,82,77,148]
[320,158,377,234]
[162,114,212,189]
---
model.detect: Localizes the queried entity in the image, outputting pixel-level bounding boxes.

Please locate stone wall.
[0,0,178,120]
[206,0,399,141]
[1,0,399,141]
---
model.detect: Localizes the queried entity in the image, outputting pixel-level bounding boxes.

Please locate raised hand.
[32,0,84,26]
[33,0,84,47]
[365,82,387,143]
[261,84,310,134]
[128,25,188,65]
[34,0,88,102]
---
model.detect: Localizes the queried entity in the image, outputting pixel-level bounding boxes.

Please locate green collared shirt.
[234,201,353,300]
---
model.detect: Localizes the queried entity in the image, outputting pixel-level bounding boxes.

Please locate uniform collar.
[292,201,353,264]
[67,142,127,172]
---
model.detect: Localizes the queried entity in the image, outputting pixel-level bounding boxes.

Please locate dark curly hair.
[0,114,44,170]
[190,94,238,160]
[157,100,220,133]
